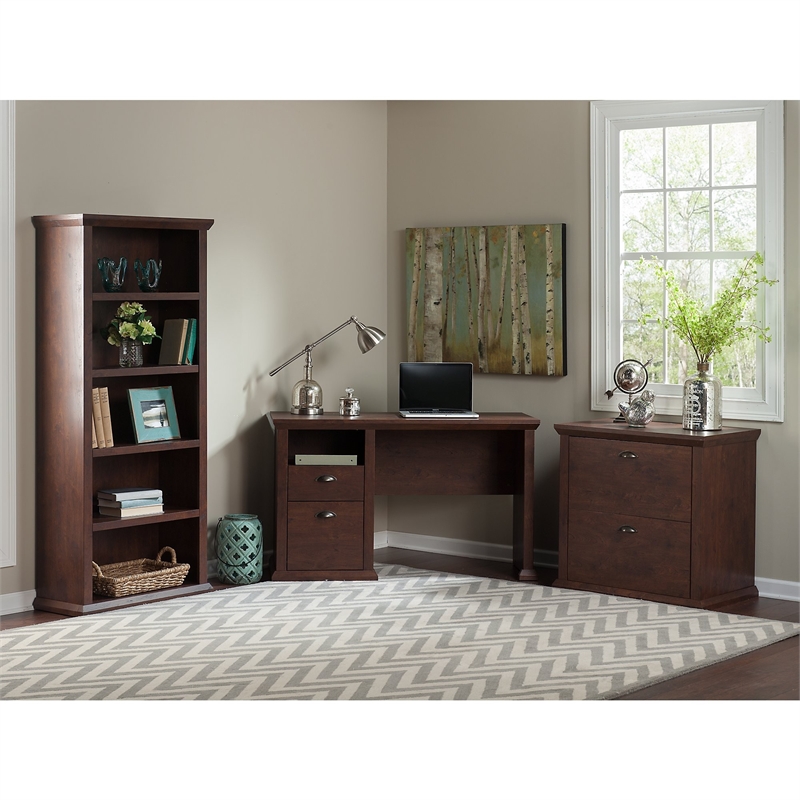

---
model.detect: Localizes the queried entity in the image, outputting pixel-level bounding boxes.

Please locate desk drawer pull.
[315,510,337,519]
[315,474,338,483]
[618,525,637,534]
[618,451,638,459]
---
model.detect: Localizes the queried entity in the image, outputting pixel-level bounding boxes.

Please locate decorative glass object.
[134,258,162,292]
[119,338,144,368]
[98,257,127,292]
[339,387,360,417]
[618,389,655,427]
[216,514,263,585]
[683,362,722,430]
[291,351,324,415]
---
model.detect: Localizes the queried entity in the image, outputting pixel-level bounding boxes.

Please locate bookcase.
[32,214,214,615]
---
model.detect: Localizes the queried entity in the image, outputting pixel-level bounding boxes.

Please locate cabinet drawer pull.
[618,451,638,459]
[315,474,337,482]
[315,510,337,519]
[618,525,637,534]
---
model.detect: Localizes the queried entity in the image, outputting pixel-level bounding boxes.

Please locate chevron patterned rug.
[1,563,797,700]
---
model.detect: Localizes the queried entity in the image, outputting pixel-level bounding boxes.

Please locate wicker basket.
[92,546,190,598]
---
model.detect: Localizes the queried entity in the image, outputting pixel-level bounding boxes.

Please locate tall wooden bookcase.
[32,214,214,616]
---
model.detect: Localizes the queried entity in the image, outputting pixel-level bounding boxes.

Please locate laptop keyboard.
[401,411,479,419]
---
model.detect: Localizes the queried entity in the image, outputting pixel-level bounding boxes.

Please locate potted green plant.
[640,253,776,430]
[101,301,160,367]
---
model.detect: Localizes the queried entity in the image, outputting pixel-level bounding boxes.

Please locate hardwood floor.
[2,546,797,700]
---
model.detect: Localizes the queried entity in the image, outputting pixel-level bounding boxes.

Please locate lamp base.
[291,405,324,415]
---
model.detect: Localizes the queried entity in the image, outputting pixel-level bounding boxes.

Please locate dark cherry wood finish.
[268,412,541,582]
[554,420,761,609]
[32,214,214,616]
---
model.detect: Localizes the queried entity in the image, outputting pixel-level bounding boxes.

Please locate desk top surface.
[269,411,540,431]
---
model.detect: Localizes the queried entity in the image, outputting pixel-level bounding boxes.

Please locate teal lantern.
[215,514,263,585]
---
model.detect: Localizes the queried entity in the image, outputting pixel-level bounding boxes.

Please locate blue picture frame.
[128,386,181,444]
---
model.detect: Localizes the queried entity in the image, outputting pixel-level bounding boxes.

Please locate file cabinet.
[554,421,761,609]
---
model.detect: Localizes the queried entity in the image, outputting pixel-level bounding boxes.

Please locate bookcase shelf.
[92,507,201,531]
[92,292,200,302]
[92,439,201,457]
[33,214,214,616]
[93,365,199,379]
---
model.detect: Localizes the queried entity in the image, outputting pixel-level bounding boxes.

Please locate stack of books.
[96,487,164,518]
[158,318,197,366]
[91,387,114,448]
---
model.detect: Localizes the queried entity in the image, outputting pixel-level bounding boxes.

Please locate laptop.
[398,362,480,419]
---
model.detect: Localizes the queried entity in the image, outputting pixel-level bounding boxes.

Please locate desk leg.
[363,429,378,579]
[513,428,538,581]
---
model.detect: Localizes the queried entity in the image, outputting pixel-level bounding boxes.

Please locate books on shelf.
[92,387,106,448]
[159,318,197,365]
[91,386,115,448]
[97,504,164,518]
[182,318,197,365]
[159,319,189,365]
[99,386,114,447]
[97,496,164,509]
[97,487,163,501]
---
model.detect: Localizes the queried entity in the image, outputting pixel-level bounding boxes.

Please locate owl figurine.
[618,390,656,428]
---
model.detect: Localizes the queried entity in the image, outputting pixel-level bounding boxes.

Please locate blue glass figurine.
[134,258,163,292]
[98,257,127,292]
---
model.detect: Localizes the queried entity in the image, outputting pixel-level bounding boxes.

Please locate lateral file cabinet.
[554,421,761,609]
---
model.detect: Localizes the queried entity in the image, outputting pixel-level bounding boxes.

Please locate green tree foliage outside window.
[619,119,768,388]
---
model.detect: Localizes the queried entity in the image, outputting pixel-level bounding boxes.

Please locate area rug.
[1,563,797,700]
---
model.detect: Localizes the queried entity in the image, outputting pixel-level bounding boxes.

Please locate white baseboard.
[0,589,36,616]
[2,543,796,615]
[754,576,800,602]
[375,531,799,600]
[375,530,558,569]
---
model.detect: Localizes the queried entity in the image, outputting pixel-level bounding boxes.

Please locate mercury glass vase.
[119,338,144,368]
[682,362,722,430]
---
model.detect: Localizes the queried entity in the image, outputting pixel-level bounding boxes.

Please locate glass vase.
[119,338,144,368]
[682,362,722,430]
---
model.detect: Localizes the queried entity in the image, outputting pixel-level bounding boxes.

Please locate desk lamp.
[269,316,386,415]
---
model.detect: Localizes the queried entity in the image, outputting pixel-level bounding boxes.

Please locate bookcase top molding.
[32,214,215,231]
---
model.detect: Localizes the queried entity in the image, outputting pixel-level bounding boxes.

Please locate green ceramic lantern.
[215,514,263,585]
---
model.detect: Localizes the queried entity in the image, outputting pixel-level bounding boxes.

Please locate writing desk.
[268,412,541,582]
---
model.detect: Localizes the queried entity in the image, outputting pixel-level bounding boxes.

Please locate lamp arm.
[268,317,357,377]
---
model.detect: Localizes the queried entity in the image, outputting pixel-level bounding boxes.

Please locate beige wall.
[2,101,389,596]
[386,100,800,583]
[2,99,798,598]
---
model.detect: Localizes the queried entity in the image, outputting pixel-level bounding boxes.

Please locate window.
[591,101,784,421]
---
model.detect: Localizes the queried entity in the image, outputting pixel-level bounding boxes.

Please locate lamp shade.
[355,321,386,353]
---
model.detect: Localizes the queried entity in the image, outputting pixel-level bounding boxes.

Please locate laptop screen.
[399,362,474,412]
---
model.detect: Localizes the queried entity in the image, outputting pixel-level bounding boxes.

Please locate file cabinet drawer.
[287,465,364,502]
[568,436,692,522]
[567,509,691,598]
[287,501,364,571]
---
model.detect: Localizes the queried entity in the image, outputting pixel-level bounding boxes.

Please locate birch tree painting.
[406,224,566,375]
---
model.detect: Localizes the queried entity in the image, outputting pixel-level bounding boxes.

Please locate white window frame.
[591,100,784,422]
[1,99,16,567]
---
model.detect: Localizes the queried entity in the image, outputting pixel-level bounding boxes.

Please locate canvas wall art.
[406,224,567,375]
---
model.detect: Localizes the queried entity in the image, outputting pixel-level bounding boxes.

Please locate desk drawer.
[287,501,364,571]
[567,509,691,598]
[287,465,364,502]
[568,437,692,521]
